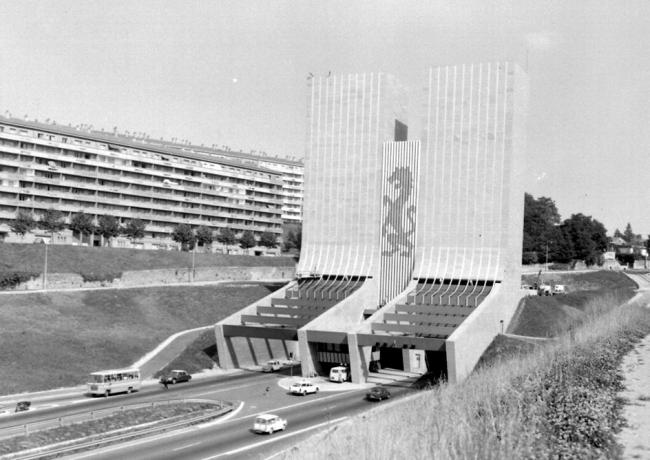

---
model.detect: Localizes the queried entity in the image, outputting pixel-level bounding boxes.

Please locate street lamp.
[42,240,48,290]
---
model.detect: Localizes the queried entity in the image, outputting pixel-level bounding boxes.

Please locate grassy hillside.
[281,294,650,459]
[0,282,283,395]
[510,271,636,337]
[0,243,295,276]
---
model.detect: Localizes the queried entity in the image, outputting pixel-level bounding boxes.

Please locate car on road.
[290,379,319,395]
[262,359,282,373]
[253,413,287,434]
[159,370,192,385]
[366,387,391,401]
[538,284,552,296]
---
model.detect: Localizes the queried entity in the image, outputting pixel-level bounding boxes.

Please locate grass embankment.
[0,401,226,455]
[154,330,219,378]
[510,271,636,337]
[0,243,294,277]
[281,286,650,459]
[0,283,282,395]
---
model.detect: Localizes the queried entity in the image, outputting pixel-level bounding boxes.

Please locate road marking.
[226,391,355,423]
[193,381,265,396]
[200,416,348,459]
[172,441,201,451]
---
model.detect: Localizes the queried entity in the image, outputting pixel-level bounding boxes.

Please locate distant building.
[0,116,289,253]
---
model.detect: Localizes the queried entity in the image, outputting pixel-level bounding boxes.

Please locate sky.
[1,1,649,235]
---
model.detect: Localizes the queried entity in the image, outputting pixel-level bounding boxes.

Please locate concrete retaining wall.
[10,265,295,291]
[445,282,523,384]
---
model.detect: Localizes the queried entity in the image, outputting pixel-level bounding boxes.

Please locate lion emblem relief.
[382,166,416,257]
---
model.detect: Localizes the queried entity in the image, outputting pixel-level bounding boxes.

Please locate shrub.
[0,271,39,290]
[80,271,122,283]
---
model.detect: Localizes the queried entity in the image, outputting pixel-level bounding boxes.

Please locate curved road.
[0,368,415,459]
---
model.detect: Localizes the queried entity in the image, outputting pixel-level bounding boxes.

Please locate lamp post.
[545,242,549,272]
[42,241,48,290]
[191,244,196,283]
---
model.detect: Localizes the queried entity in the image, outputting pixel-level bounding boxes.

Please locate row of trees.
[10,209,281,252]
[523,193,608,266]
[170,224,279,252]
[10,209,144,244]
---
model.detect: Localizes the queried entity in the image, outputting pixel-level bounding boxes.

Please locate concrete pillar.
[297,329,315,377]
[214,325,234,370]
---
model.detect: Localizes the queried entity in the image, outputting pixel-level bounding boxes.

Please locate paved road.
[0,367,414,458]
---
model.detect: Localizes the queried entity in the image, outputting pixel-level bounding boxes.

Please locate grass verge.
[279,296,650,459]
[0,282,283,395]
[0,243,294,276]
[0,401,226,455]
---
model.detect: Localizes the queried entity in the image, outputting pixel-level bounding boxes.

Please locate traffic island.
[0,399,233,459]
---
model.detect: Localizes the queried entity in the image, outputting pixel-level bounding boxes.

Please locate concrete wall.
[445,282,523,383]
[10,265,295,291]
[298,73,408,278]
[215,281,296,369]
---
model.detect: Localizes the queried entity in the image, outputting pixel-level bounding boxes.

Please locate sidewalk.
[618,273,650,459]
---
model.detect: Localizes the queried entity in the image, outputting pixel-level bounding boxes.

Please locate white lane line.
[193,381,263,396]
[198,401,245,428]
[172,441,202,451]
[201,416,348,460]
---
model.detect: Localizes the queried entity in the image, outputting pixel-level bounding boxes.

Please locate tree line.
[523,193,609,266]
[9,209,281,252]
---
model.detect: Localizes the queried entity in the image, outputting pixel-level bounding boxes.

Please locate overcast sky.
[1,1,648,235]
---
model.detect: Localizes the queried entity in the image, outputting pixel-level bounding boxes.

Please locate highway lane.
[66,385,413,460]
[0,368,300,431]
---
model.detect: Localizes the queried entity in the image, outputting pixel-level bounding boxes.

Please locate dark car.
[366,387,391,401]
[159,370,192,385]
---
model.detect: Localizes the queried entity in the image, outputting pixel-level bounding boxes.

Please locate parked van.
[329,366,348,383]
[553,284,566,295]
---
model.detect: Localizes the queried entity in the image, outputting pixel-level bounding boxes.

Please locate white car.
[290,380,319,395]
[262,359,282,373]
[253,413,287,434]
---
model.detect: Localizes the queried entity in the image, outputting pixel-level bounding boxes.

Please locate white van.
[329,366,348,383]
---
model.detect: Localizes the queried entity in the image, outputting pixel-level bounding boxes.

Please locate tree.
[96,215,121,246]
[613,228,624,239]
[69,211,95,243]
[562,213,608,266]
[522,193,561,263]
[239,230,257,249]
[38,209,66,236]
[123,219,146,243]
[258,231,278,248]
[623,223,635,243]
[171,224,195,251]
[216,227,237,246]
[195,226,214,248]
[10,210,36,238]
[283,224,302,252]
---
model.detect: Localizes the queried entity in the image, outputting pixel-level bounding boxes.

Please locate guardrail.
[0,398,221,440]
[1,400,233,460]
[7,406,232,460]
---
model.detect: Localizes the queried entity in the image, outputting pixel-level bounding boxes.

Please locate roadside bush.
[0,271,39,290]
[80,271,122,283]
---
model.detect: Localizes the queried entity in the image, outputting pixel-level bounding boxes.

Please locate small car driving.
[253,413,287,434]
[366,386,391,401]
[290,379,319,395]
[159,370,192,385]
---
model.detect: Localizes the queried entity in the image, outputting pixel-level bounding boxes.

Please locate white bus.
[87,368,141,397]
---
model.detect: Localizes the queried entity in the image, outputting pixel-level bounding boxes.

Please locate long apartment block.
[0,117,288,251]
